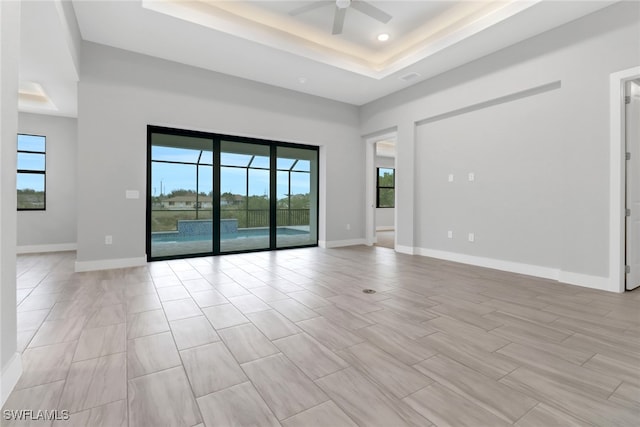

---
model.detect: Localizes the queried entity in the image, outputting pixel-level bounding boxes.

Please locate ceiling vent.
[399,72,421,82]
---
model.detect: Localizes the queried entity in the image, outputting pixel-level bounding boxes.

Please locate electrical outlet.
[447,230,453,239]
[468,233,475,242]
[468,172,475,182]
[105,235,113,245]
[448,174,454,182]
[346,224,351,231]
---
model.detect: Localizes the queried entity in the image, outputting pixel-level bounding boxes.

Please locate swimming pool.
[152,227,308,243]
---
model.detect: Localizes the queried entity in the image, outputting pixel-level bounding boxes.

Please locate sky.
[17,134,46,192]
[16,139,314,198]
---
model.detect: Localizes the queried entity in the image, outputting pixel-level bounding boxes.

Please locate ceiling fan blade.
[332,6,347,35]
[289,1,332,16]
[350,0,392,23]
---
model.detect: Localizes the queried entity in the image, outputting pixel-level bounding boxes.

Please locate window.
[17,134,46,210]
[377,167,395,208]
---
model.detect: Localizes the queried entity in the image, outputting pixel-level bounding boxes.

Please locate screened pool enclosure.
[147,126,319,260]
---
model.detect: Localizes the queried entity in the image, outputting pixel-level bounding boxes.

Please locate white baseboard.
[376,227,395,232]
[75,256,147,272]
[17,243,77,254]
[414,247,611,292]
[558,271,613,292]
[319,239,367,249]
[395,245,415,255]
[1,353,22,407]
[417,248,559,280]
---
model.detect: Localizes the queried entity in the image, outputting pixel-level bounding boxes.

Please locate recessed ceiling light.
[377,33,390,42]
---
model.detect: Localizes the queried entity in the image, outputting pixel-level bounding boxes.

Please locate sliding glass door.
[147,126,319,261]
[219,140,271,253]
[149,133,214,259]
[276,146,318,248]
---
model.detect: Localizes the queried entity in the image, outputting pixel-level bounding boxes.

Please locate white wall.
[17,113,77,252]
[360,2,640,289]
[0,0,21,406]
[76,42,363,269]
[375,155,395,230]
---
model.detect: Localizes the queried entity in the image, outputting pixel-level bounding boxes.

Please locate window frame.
[17,133,46,211]
[376,167,395,208]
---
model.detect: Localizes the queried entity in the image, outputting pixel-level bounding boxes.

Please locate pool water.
[152,227,308,243]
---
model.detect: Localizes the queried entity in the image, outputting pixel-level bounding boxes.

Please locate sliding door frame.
[147,125,320,261]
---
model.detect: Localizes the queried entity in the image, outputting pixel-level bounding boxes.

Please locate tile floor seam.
[207,325,279,409]
[579,351,599,367]
[238,351,332,420]
[605,379,626,401]
[175,359,206,425]
[125,318,131,427]
[65,397,127,417]
[57,340,95,414]
[510,400,541,425]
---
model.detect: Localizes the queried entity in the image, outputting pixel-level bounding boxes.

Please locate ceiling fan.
[289,0,392,35]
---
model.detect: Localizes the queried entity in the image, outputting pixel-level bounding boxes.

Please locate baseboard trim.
[17,243,77,254]
[415,247,611,292]
[75,256,147,272]
[417,248,559,280]
[319,239,367,249]
[558,271,612,292]
[1,353,22,407]
[395,245,415,255]
[376,227,395,232]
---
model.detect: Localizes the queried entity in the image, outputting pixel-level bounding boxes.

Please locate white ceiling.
[19,0,78,117]
[20,1,619,117]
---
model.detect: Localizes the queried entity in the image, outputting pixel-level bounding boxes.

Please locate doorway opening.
[374,140,396,249]
[365,131,397,249]
[625,79,640,291]
[609,66,640,293]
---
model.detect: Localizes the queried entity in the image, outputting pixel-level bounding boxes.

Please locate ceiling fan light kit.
[291,0,392,36]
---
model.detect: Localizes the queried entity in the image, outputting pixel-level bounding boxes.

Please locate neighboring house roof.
[162,196,213,202]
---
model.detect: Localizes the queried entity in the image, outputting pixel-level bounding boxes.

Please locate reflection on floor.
[6,246,640,427]
[151,233,313,258]
[375,230,395,249]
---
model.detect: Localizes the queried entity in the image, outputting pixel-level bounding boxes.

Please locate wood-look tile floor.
[4,247,640,427]
[374,231,395,250]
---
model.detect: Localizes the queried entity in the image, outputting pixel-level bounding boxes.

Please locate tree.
[167,189,196,197]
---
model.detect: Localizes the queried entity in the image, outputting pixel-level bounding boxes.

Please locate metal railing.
[152,208,309,231]
[221,209,310,228]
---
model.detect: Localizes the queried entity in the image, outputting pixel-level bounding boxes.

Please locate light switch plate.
[448,174,454,182]
[468,233,475,242]
[126,190,140,199]
[468,173,475,182]
[447,230,453,239]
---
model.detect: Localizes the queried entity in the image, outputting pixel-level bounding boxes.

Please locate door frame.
[146,125,320,261]
[609,66,640,293]
[364,130,397,247]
